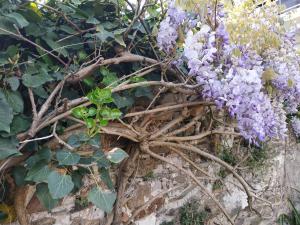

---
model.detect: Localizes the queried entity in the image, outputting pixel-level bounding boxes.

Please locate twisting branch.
[28,88,37,119]
[140,141,235,225]
[158,130,240,142]
[150,141,254,210]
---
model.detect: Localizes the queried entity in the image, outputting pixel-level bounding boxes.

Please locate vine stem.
[140,141,235,225]
[150,141,254,210]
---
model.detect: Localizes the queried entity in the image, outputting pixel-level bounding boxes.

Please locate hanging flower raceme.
[157,1,186,53]
[157,0,300,143]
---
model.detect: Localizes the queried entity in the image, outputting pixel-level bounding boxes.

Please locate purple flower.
[291,117,300,137]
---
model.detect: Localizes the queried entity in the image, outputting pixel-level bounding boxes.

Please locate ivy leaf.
[112,93,134,109]
[12,166,27,186]
[87,187,116,212]
[0,137,19,160]
[4,91,24,114]
[86,17,100,24]
[22,70,53,88]
[134,87,153,99]
[100,168,114,190]
[106,148,128,164]
[6,77,19,91]
[0,91,13,133]
[6,12,29,28]
[36,183,59,211]
[8,115,31,136]
[26,148,51,168]
[87,88,113,105]
[114,35,126,47]
[56,150,80,166]
[25,161,52,183]
[87,134,101,148]
[93,150,110,168]
[67,134,81,148]
[48,171,74,199]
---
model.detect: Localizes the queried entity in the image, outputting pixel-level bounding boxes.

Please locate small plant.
[219,149,237,166]
[143,171,155,181]
[212,179,223,191]
[179,200,207,225]
[246,144,268,168]
[278,200,300,225]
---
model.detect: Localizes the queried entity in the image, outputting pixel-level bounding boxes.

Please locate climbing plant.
[0,0,299,224]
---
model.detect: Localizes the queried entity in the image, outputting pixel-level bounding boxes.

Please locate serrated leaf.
[26,162,52,183]
[0,137,19,160]
[36,183,59,211]
[87,187,116,212]
[106,148,128,164]
[4,91,24,113]
[48,171,74,199]
[56,150,80,166]
[6,13,29,28]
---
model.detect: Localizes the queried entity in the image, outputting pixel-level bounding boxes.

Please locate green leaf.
[6,13,29,28]
[8,115,31,136]
[48,171,74,199]
[106,148,128,164]
[12,166,27,186]
[86,17,100,24]
[99,107,122,120]
[0,16,18,36]
[112,93,134,109]
[0,137,19,159]
[114,35,126,47]
[100,168,114,190]
[100,68,118,86]
[134,87,153,99]
[93,150,110,168]
[26,148,51,168]
[56,150,80,166]
[26,162,52,183]
[85,118,96,129]
[4,91,24,113]
[72,107,88,119]
[87,88,113,105]
[0,91,13,133]
[71,170,83,191]
[87,187,116,212]
[36,183,59,211]
[22,69,53,88]
[87,134,101,148]
[67,134,81,148]
[88,107,97,117]
[42,36,68,57]
[6,77,20,91]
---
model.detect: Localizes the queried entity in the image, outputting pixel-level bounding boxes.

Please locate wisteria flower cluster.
[157,0,300,143]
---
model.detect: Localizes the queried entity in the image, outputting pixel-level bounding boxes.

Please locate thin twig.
[140,142,235,225]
